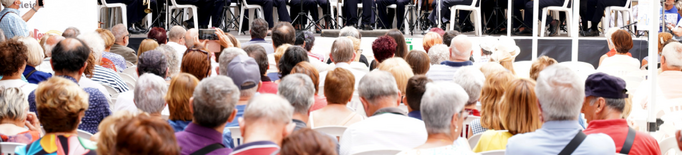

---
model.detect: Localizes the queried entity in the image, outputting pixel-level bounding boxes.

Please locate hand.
[25,112,41,132]
[676,130,682,150]
[33,0,43,10]
[215,28,233,48]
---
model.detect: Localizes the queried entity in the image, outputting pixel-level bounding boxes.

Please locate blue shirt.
[505,120,616,155]
[242,38,275,54]
[22,65,52,84]
[168,120,192,132]
[407,111,422,120]
[28,76,111,134]
[662,5,682,32]
[225,105,245,127]
[0,8,28,39]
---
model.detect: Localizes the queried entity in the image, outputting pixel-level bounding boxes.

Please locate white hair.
[244,94,294,124]
[662,42,682,68]
[1,0,14,7]
[43,35,65,57]
[535,64,585,121]
[111,24,128,43]
[452,66,485,105]
[185,29,198,48]
[278,74,315,114]
[428,44,450,65]
[451,35,473,60]
[134,73,169,113]
[358,70,401,104]
[605,27,620,46]
[168,26,187,41]
[192,76,240,128]
[16,36,45,67]
[421,81,468,135]
[218,47,248,76]
[78,32,106,63]
[339,26,360,39]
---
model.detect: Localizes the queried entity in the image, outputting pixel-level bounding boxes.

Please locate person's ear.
[215,66,220,75]
[79,62,88,74]
[662,56,667,65]
[329,53,335,62]
[188,97,195,114]
[359,97,371,117]
[596,97,606,114]
[227,109,237,123]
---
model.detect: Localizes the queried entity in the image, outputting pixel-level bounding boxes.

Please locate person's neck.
[615,52,628,55]
[115,42,126,46]
[599,108,624,120]
[417,133,456,149]
[243,122,284,146]
[450,57,469,62]
[0,119,24,127]
[366,98,398,116]
[662,65,682,72]
[292,113,309,124]
[0,72,22,80]
[149,112,164,120]
[7,5,19,9]
[238,96,252,105]
[54,72,81,82]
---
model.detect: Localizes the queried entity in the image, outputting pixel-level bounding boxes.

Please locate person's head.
[536,64,585,121]
[192,76,240,128]
[498,78,541,135]
[604,28,619,49]
[181,49,211,80]
[278,74,315,116]
[442,30,461,47]
[78,32,106,64]
[404,75,430,112]
[530,56,558,80]
[95,111,135,155]
[113,114,179,155]
[165,73,199,121]
[387,29,408,58]
[659,33,674,54]
[274,44,292,66]
[138,39,160,57]
[168,26,187,43]
[581,73,628,123]
[479,37,498,57]
[154,44,180,77]
[423,32,443,52]
[428,44,449,64]
[339,26,360,39]
[50,38,90,77]
[15,37,44,67]
[138,50,168,78]
[95,29,116,51]
[330,37,355,63]
[346,36,362,62]
[429,27,445,36]
[250,18,269,39]
[34,77,88,133]
[111,24,129,46]
[452,66,485,108]
[184,29,199,48]
[227,55,261,99]
[479,62,508,78]
[273,22,296,48]
[240,94,295,144]
[450,35,473,61]
[0,40,28,77]
[147,27,168,44]
[62,27,81,38]
[491,37,520,75]
[243,45,269,76]
[480,71,515,130]
[300,31,315,52]
[0,86,28,123]
[281,128,337,155]
[324,68,355,105]
[405,50,430,75]
[279,46,309,78]
[611,29,633,54]
[377,58,414,94]
[134,74,169,114]
[290,61,320,95]
[42,34,65,57]
[421,81,469,139]
[218,47,248,76]
[372,35,397,63]
[358,70,401,116]
[662,42,682,71]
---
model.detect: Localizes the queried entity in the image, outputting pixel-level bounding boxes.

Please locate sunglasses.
[184,48,212,76]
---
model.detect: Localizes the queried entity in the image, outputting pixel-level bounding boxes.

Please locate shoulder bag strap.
[25,70,37,79]
[190,143,225,155]
[619,127,637,154]
[558,130,587,155]
[0,11,14,23]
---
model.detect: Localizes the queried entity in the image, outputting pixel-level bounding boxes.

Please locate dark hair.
[405,50,430,75]
[251,18,269,39]
[273,22,296,48]
[138,50,168,78]
[405,75,430,111]
[51,38,91,73]
[611,30,633,54]
[279,46,309,78]
[442,30,460,46]
[295,31,305,46]
[295,31,315,51]
[281,128,337,155]
[0,40,28,76]
[243,45,269,76]
[386,29,408,58]
[147,27,167,44]
[372,35,397,63]
[113,115,180,155]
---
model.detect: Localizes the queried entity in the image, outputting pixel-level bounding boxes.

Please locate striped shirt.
[92,65,130,93]
[0,8,28,39]
[230,141,279,155]
[425,61,473,81]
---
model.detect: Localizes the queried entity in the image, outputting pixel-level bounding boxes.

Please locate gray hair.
[111,24,128,43]
[421,81,469,135]
[339,26,360,39]
[62,27,81,38]
[0,86,28,121]
[358,70,401,104]
[1,0,13,7]
[535,64,585,121]
[134,74,169,113]
[251,18,269,39]
[331,37,354,63]
[244,94,293,124]
[154,44,179,77]
[16,36,45,67]
[78,32,105,63]
[428,44,449,64]
[588,97,626,112]
[451,35,473,59]
[452,66,485,105]
[168,26,187,42]
[138,50,168,78]
[278,74,315,114]
[218,47,248,76]
[185,29,198,48]
[43,35,65,57]
[662,42,682,68]
[192,76,240,128]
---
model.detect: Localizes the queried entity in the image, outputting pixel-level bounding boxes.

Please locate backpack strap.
[25,70,37,80]
[558,130,587,155]
[619,127,637,154]
[190,143,225,155]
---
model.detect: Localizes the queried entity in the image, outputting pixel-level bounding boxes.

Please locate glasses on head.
[184,48,211,75]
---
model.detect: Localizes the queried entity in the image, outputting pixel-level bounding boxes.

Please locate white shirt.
[0,79,37,100]
[114,91,138,113]
[339,113,428,155]
[631,71,682,120]
[598,55,640,71]
[319,62,369,94]
[167,41,187,64]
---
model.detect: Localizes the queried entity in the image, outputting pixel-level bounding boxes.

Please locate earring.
[455,125,458,132]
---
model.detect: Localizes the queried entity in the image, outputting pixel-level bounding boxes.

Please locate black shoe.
[128,27,143,34]
[515,28,532,35]
[548,20,559,36]
[361,24,374,30]
[581,29,600,36]
[462,25,474,32]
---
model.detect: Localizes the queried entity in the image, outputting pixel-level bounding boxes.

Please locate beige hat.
[491,36,520,62]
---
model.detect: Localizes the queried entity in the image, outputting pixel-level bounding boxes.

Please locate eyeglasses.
[184,48,211,76]
[458,109,470,120]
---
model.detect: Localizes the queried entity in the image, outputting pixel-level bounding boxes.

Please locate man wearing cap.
[224,55,262,128]
[581,73,661,155]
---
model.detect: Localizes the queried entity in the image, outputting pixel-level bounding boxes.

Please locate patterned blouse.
[14,134,97,155]
[469,119,488,136]
[0,130,40,144]
[102,52,127,72]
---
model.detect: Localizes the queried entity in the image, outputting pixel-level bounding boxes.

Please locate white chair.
[540,0,573,37]
[77,130,94,140]
[604,0,633,32]
[463,116,480,138]
[312,126,347,138]
[467,133,483,149]
[657,98,682,118]
[103,84,119,107]
[125,62,135,68]
[448,0,482,36]
[168,0,198,29]
[122,67,138,80]
[98,0,127,27]
[227,127,243,146]
[238,0,265,35]
[352,149,403,155]
[480,150,505,155]
[513,61,533,79]
[659,137,682,155]
[118,73,137,90]
[0,142,26,154]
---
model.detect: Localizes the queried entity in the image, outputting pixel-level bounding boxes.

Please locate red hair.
[372,35,397,63]
[147,27,168,44]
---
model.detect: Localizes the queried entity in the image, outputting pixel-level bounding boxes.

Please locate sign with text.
[16,0,98,40]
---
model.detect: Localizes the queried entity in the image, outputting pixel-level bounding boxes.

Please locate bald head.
[44,35,65,57]
[185,29,198,48]
[450,35,472,61]
[51,38,91,74]
[62,27,80,38]
[272,22,295,48]
[168,26,187,43]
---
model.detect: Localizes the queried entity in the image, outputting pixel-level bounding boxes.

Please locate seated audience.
[62,27,80,38]
[0,86,40,144]
[320,38,368,94]
[405,50,431,75]
[133,74,168,119]
[270,44,292,80]
[582,73,661,154]
[426,36,474,81]
[398,81,473,155]
[242,19,274,54]
[279,46,310,78]
[18,77,98,155]
[370,35,397,70]
[377,58,414,96]
[506,65,616,154]
[338,27,370,67]
[147,27,167,44]
[452,67,485,116]
[182,47,212,80]
[340,71,427,155]
[428,44,450,65]
[469,71,515,136]
[94,111,134,154]
[79,32,130,93]
[176,76,239,155]
[422,32,443,52]
[296,31,324,62]
[404,75,431,120]
[281,128,337,155]
[37,34,65,73]
[0,40,38,100]
[530,56,558,80]
[599,28,631,66]
[138,39,160,57]
[598,29,639,70]
[278,73,316,130]
[166,73,199,132]
[473,78,542,152]
[224,55,261,127]
[115,50,168,113]
[347,36,368,67]
[16,37,51,84]
[113,114,179,154]
[232,94,295,155]
[642,32,672,67]
[291,62,327,111]
[490,37,520,75]
[272,22,297,51]
[96,28,127,71]
[442,30,461,47]
[309,68,364,128]
[110,24,138,64]
[387,29,408,58]
[243,45,277,94]
[477,37,497,64]
[634,42,682,110]
[154,44,180,78]
[167,26,188,62]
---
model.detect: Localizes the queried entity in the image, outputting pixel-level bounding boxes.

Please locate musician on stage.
[581,0,628,36]
[375,0,409,30]
[105,0,159,33]
[343,0,375,30]
[516,0,566,36]
[428,0,477,32]
[175,0,227,29]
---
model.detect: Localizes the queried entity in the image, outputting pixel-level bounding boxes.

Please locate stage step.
[321,29,391,37]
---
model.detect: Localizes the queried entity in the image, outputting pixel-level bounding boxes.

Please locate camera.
[198,29,217,40]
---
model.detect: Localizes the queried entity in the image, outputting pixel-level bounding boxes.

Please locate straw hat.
[491,36,520,62]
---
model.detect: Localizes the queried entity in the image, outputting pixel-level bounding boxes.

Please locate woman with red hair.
[370,35,397,70]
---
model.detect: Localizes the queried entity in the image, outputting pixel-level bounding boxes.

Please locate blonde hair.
[377,58,414,94]
[529,56,557,80]
[480,71,515,130]
[422,32,442,52]
[0,86,28,121]
[96,111,135,155]
[479,62,508,78]
[275,44,292,66]
[165,73,199,121]
[498,78,542,135]
[138,39,159,57]
[15,36,45,67]
[96,28,116,49]
[35,77,89,133]
[226,33,241,48]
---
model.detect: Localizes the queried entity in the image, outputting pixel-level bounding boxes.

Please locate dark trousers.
[512,0,528,28]
[481,0,506,29]
[343,0,374,26]
[523,0,566,29]
[289,0,318,25]
[376,0,409,29]
[428,0,474,26]
[582,0,627,30]
[175,0,229,27]
[242,0,274,28]
[274,0,293,22]
[107,0,158,27]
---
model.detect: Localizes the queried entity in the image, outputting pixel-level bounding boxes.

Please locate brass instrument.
[143,0,152,14]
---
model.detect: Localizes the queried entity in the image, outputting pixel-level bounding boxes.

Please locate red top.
[583,119,661,155]
[606,49,633,57]
[310,95,328,112]
[258,81,278,94]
